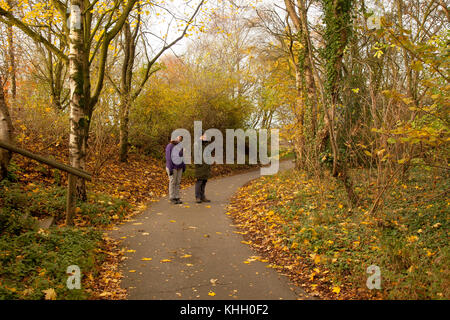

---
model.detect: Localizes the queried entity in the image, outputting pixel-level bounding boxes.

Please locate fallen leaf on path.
[181,254,192,258]
[99,292,112,297]
[141,258,152,261]
[160,259,172,263]
[208,291,216,296]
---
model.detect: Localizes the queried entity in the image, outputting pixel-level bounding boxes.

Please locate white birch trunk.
[68,0,88,200]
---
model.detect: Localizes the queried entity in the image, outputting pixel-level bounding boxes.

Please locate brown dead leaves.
[91,235,127,300]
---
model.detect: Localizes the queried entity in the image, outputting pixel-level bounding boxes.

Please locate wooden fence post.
[66,173,76,226]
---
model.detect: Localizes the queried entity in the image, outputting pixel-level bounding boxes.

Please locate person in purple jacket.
[165,135,186,204]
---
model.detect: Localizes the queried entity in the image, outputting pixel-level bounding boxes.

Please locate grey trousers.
[166,168,183,199]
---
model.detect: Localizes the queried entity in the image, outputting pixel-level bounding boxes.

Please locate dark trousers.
[195,179,207,199]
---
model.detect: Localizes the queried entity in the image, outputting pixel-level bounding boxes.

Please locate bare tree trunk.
[284,0,317,170]
[293,67,305,168]
[0,77,14,180]
[119,21,136,163]
[297,0,317,136]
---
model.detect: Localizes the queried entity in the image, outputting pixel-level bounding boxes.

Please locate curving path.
[109,160,308,300]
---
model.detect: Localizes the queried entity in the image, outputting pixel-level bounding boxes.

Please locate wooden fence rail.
[0,140,92,226]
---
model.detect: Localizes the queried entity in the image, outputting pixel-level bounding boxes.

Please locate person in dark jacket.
[194,134,211,203]
[165,135,186,204]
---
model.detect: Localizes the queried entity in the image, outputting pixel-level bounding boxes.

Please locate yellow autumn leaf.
[141,258,152,261]
[160,259,172,263]
[208,291,216,296]
[332,286,341,294]
[42,288,57,300]
[310,253,321,264]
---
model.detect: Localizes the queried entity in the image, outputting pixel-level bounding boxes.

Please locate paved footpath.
[110,161,309,300]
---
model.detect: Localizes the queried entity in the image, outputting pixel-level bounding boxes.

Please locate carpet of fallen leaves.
[227,166,449,300]
[86,235,128,300]
[227,170,383,300]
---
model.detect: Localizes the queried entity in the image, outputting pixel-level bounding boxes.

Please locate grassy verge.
[0,209,102,299]
[227,167,449,299]
[0,166,129,300]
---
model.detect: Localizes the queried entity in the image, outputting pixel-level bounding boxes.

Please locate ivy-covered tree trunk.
[0,77,14,180]
[321,0,359,205]
[68,0,89,201]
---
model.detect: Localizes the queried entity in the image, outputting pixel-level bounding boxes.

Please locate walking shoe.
[175,198,183,204]
[195,198,202,203]
[170,198,178,204]
[201,198,211,203]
